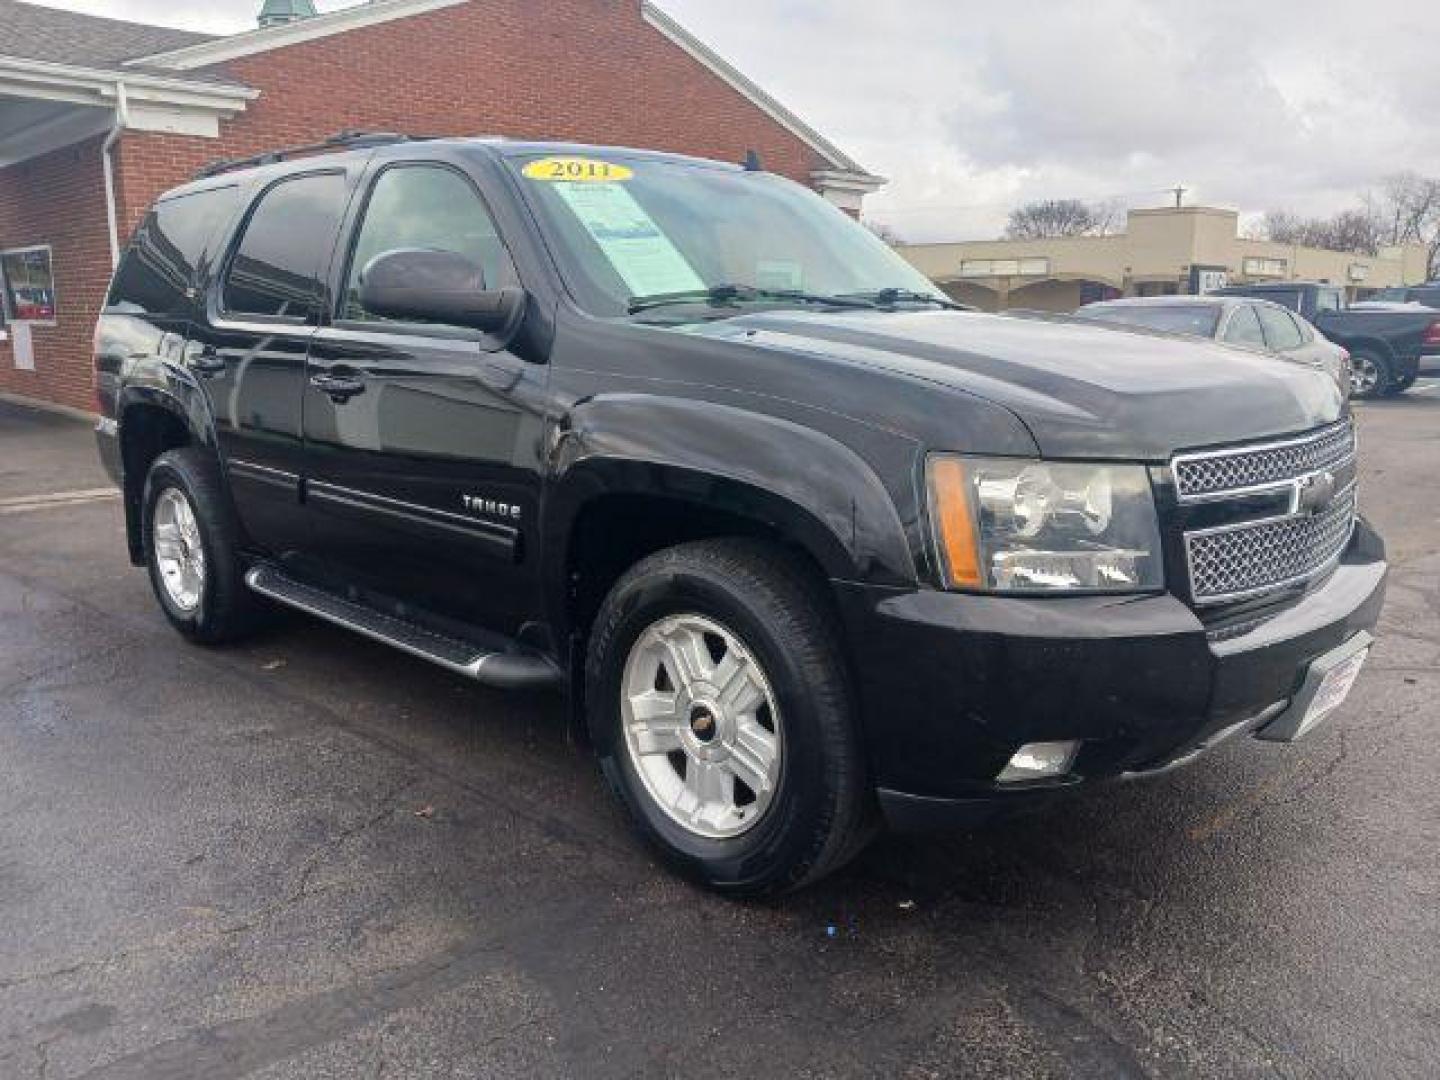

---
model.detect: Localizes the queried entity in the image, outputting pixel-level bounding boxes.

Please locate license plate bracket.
[1256,631,1372,743]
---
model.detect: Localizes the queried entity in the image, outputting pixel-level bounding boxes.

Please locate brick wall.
[0,137,111,412]
[5,0,837,411]
[116,0,831,229]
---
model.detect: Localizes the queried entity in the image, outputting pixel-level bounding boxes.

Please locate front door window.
[341,165,513,327]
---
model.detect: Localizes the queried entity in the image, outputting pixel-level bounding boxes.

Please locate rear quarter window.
[107,186,240,316]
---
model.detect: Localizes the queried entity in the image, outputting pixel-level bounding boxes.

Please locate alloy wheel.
[152,487,206,612]
[1351,355,1379,396]
[620,613,782,839]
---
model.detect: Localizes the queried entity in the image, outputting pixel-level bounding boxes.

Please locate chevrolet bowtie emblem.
[1295,470,1337,516]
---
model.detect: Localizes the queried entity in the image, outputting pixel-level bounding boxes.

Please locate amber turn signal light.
[927,456,983,588]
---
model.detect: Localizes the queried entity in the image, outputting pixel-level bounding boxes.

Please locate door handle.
[309,372,367,403]
[190,348,226,377]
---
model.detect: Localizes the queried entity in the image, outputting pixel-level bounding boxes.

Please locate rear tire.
[586,539,874,896]
[1350,349,1391,399]
[142,448,263,645]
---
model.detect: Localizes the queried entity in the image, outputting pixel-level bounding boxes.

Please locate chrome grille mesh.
[1186,486,1356,604]
[1174,421,1355,499]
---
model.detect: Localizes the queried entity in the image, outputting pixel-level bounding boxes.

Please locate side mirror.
[359,248,523,333]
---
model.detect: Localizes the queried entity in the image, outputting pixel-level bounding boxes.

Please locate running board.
[244,566,561,691]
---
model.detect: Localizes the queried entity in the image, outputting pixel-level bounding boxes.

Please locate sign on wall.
[10,321,34,371]
[1189,265,1229,294]
[0,246,58,323]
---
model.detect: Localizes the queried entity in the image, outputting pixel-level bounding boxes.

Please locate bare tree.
[1258,208,1383,255]
[1004,199,1114,240]
[1260,210,1306,246]
[1089,198,1124,237]
[1261,175,1440,275]
[1366,172,1440,278]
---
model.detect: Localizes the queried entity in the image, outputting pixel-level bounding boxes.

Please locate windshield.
[1082,303,1220,338]
[507,153,946,318]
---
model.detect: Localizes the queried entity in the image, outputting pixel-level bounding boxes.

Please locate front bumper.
[835,518,1387,831]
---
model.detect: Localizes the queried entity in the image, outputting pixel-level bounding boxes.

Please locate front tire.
[142,448,262,645]
[587,539,873,896]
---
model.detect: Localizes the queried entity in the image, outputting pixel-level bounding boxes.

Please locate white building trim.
[0,56,257,111]
[810,168,887,211]
[0,57,257,166]
[132,0,471,70]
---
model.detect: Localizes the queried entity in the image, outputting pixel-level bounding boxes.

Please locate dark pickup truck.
[1213,281,1440,396]
[1374,283,1440,309]
[94,134,1387,894]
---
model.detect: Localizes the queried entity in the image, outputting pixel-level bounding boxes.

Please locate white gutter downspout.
[101,81,130,268]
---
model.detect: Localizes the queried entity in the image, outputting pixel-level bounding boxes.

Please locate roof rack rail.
[192,130,424,180]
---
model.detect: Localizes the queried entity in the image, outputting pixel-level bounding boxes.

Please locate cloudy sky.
[46,0,1440,241]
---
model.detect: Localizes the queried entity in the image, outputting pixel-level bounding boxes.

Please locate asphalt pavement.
[1,386,1437,1079]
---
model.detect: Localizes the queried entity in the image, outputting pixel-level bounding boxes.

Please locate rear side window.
[222,172,347,322]
[1085,304,1219,337]
[107,186,239,316]
[1223,305,1266,347]
[1257,304,1303,350]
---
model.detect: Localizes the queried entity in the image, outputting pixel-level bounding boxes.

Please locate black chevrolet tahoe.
[94,133,1387,895]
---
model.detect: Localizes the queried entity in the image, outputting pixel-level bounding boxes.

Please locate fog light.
[996,740,1080,782]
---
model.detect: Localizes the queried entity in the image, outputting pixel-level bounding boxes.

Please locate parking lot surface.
[2,388,1438,1079]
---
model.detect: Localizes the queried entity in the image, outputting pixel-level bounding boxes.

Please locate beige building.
[898,205,1432,313]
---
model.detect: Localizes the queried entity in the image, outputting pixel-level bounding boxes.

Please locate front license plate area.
[1256,631,1372,743]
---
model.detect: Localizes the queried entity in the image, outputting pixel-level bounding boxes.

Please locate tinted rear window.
[1084,304,1220,337]
[222,172,347,321]
[107,186,239,316]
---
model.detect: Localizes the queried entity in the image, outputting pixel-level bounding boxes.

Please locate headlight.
[926,456,1163,593]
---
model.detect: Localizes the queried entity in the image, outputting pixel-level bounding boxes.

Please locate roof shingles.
[0,0,214,69]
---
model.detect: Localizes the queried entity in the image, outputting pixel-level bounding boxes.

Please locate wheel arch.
[542,395,917,671]
[117,385,220,565]
[1345,337,1397,363]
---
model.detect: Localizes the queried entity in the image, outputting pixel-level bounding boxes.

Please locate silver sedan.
[1079,296,1351,395]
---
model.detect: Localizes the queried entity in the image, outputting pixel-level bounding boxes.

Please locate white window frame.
[0,244,59,327]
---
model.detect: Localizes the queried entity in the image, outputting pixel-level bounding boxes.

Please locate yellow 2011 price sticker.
[522,157,634,183]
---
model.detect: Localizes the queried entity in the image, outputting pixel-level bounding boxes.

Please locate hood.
[695,309,1345,460]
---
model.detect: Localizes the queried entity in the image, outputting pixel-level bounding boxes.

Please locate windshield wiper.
[839,288,965,310]
[627,283,875,315]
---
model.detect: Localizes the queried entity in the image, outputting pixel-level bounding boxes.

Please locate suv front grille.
[1173,420,1355,500]
[1172,420,1359,606]
[1185,484,1357,605]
